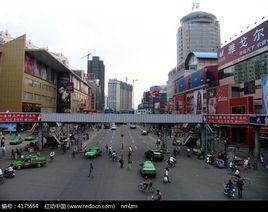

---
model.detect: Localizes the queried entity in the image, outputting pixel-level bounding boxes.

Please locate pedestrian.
[243,159,249,170]
[127,159,132,170]
[0,136,5,147]
[173,148,177,158]
[236,178,244,199]
[253,157,257,170]
[119,157,124,168]
[11,149,15,160]
[153,189,163,201]
[1,146,6,157]
[72,147,76,158]
[128,146,132,160]
[88,163,94,178]
[105,144,108,153]
[247,155,251,169]
[260,153,265,168]
[164,168,170,183]
[236,143,240,151]
[108,146,112,156]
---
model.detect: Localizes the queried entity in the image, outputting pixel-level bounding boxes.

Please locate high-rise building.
[108,79,133,113]
[87,56,105,111]
[177,11,220,66]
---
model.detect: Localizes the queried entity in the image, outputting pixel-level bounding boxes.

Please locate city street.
[0,124,268,200]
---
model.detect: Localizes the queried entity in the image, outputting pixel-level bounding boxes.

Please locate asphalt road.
[0,124,268,200]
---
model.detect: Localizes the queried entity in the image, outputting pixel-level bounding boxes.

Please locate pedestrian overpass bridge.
[41,113,203,124]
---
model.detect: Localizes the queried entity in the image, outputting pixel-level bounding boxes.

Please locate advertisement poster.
[184,75,191,90]
[194,90,203,114]
[24,55,34,75]
[186,92,194,114]
[178,78,185,92]
[177,93,186,114]
[262,75,268,114]
[207,88,217,114]
[216,85,229,114]
[191,69,206,89]
[206,66,219,86]
[57,72,71,113]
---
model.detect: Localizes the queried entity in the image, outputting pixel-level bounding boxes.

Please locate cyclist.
[50,151,55,161]
[143,176,150,190]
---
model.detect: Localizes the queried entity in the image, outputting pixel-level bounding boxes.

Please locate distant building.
[177,11,220,66]
[87,56,105,111]
[108,79,133,113]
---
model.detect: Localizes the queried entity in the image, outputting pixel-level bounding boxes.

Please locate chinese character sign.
[0,113,40,123]
[218,20,268,69]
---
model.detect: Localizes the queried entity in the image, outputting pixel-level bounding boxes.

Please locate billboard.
[191,69,206,88]
[178,78,185,92]
[218,20,268,69]
[186,92,194,114]
[57,72,71,113]
[207,88,217,114]
[262,75,268,114]
[194,89,203,114]
[216,85,229,114]
[205,66,219,86]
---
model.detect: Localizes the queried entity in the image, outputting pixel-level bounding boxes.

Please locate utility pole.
[126,77,138,110]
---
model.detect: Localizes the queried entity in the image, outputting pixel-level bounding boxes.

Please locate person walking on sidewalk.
[260,153,265,168]
[88,163,94,178]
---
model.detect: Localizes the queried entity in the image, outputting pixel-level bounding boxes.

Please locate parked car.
[9,137,23,145]
[140,161,156,177]
[84,146,102,158]
[10,154,47,169]
[144,150,164,161]
[141,130,148,135]
[24,131,38,141]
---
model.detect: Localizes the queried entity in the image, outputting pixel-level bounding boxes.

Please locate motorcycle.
[186,148,191,157]
[138,182,155,193]
[4,168,15,178]
[167,158,176,167]
[223,183,236,199]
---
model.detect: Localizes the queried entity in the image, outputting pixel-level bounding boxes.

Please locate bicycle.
[138,182,155,193]
[231,176,251,187]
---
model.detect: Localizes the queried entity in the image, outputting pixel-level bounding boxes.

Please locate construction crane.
[80,51,91,60]
[126,77,138,110]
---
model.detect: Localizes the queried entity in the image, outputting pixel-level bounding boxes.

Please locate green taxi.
[9,137,23,145]
[25,131,38,141]
[84,146,102,158]
[140,161,157,177]
[10,155,47,169]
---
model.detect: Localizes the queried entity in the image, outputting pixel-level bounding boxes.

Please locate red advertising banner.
[216,85,229,114]
[218,20,268,69]
[0,113,40,123]
[205,115,249,124]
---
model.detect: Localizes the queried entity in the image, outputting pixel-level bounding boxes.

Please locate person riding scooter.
[167,156,176,167]
[4,166,15,178]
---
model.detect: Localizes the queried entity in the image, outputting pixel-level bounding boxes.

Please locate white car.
[111,125,117,130]
[130,124,136,129]
[141,130,148,135]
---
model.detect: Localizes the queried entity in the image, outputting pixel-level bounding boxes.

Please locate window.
[244,81,255,95]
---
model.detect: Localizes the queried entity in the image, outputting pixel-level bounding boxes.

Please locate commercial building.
[177,11,220,66]
[0,34,94,113]
[87,56,105,112]
[108,79,133,113]
[139,85,167,114]
[216,19,268,147]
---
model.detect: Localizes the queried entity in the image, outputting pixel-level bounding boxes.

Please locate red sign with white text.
[218,20,268,69]
[205,115,249,124]
[0,113,40,123]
